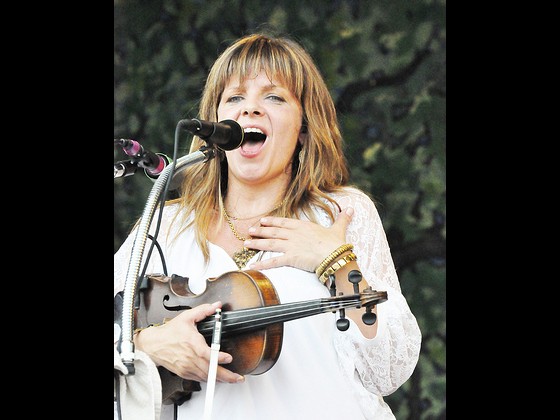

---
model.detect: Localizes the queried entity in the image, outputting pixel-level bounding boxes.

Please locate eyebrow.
[223,82,287,94]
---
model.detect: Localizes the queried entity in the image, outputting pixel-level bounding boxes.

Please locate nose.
[242,103,262,116]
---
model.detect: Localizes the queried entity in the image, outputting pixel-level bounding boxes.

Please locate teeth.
[244,127,264,134]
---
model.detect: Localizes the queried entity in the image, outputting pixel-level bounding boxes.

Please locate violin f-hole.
[162,294,193,311]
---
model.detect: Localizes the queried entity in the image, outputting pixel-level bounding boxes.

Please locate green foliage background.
[114,1,446,419]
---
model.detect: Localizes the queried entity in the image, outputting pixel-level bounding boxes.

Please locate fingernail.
[345,207,354,216]
[236,375,245,383]
[243,240,251,246]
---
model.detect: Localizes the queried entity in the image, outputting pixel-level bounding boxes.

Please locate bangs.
[220,37,305,99]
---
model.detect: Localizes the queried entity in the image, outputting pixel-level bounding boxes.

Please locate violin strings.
[196,293,384,336]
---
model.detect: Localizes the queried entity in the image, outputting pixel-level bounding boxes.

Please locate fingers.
[255,215,299,230]
[175,300,223,324]
[244,207,355,272]
[247,207,354,246]
[216,364,245,383]
[194,301,223,320]
[177,341,242,383]
[248,220,290,240]
[255,206,354,231]
[247,253,287,271]
[334,207,354,230]
[175,352,242,384]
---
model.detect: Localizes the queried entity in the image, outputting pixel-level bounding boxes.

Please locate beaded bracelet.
[315,243,354,279]
[320,252,358,284]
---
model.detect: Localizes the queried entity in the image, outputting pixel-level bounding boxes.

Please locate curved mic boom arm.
[119,146,215,373]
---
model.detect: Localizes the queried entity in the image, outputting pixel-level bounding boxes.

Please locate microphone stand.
[118,146,216,373]
[114,160,138,179]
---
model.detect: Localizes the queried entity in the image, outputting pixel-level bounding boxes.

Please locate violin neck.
[196,294,364,338]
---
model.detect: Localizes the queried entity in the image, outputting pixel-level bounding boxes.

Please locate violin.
[134,270,388,405]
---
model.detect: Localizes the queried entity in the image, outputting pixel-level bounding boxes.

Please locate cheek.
[284,120,303,146]
[217,103,236,121]
[276,108,301,132]
[216,107,226,121]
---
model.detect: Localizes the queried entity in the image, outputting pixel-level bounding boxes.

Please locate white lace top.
[114,186,421,420]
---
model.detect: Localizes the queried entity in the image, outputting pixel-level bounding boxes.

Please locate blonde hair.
[170,33,349,261]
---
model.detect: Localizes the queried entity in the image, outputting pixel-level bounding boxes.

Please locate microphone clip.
[114,160,138,179]
[114,138,171,180]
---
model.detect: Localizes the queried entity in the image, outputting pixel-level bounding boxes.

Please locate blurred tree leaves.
[114,1,446,418]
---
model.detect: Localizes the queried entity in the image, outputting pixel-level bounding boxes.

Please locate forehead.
[223,72,288,91]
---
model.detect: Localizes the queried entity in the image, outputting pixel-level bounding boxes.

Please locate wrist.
[133,323,161,351]
[319,251,357,285]
[315,243,354,284]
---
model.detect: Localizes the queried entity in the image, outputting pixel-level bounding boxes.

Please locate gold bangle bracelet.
[320,252,358,284]
[315,243,354,278]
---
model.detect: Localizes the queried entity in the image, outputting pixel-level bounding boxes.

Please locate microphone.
[142,152,172,179]
[116,139,172,178]
[179,119,244,151]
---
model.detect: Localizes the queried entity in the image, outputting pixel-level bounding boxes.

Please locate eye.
[266,95,285,103]
[225,95,243,103]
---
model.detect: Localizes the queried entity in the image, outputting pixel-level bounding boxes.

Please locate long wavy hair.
[169,33,349,262]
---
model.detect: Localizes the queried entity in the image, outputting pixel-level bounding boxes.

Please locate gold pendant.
[232,247,258,269]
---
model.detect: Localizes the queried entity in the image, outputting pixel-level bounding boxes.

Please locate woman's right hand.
[134,301,245,384]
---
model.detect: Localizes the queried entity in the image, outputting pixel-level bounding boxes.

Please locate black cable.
[147,234,168,276]
[137,122,182,283]
[134,234,169,297]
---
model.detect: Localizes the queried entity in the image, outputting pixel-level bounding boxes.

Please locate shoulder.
[310,186,380,227]
[328,187,385,231]
[159,200,197,220]
[332,185,371,200]
[328,186,377,212]
[147,201,193,234]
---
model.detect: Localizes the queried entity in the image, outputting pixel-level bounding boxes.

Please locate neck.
[224,183,288,220]
[225,198,286,221]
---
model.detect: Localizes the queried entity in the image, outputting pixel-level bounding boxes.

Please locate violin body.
[136,270,283,376]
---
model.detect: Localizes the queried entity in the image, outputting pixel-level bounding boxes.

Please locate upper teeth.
[244,127,264,134]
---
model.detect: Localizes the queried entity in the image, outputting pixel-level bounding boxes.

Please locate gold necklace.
[223,200,285,269]
[225,199,286,220]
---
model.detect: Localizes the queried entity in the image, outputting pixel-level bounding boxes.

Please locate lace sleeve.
[330,187,422,396]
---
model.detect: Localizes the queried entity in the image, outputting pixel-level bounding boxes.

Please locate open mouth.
[241,127,267,153]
